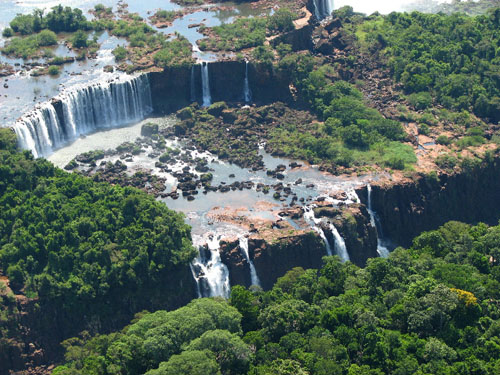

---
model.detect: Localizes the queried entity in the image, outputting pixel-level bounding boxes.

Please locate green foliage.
[199,17,267,52]
[436,135,451,146]
[112,46,127,61]
[56,298,242,375]
[171,0,204,5]
[251,45,274,65]
[9,5,89,35]
[408,92,432,110]
[145,350,220,375]
[359,10,500,122]
[0,141,195,319]
[267,65,414,170]
[153,37,194,68]
[267,9,295,33]
[48,65,60,75]
[58,217,500,375]
[153,10,178,22]
[2,27,13,37]
[71,30,88,48]
[2,30,58,58]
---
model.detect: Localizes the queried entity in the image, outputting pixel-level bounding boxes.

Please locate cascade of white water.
[313,0,334,20]
[329,224,350,262]
[201,62,212,107]
[13,103,63,158]
[367,184,390,258]
[239,236,260,287]
[190,65,196,102]
[13,74,153,158]
[303,205,333,256]
[191,234,231,298]
[347,189,361,204]
[243,61,252,103]
[190,263,202,298]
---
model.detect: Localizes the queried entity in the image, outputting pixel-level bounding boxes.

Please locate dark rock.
[141,122,159,137]
[251,233,326,290]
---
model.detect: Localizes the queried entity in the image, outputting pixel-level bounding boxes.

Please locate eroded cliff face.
[219,232,326,290]
[220,238,251,288]
[357,155,500,247]
[148,62,294,114]
[1,265,197,375]
[251,233,326,290]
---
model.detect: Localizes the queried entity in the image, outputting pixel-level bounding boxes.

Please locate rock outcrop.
[316,204,378,267]
[357,154,500,247]
[148,61,294,114]
[220,239,251,288]
[250,232,326,290]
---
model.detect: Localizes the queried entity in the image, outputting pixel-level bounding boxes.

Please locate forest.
[355,7,500,122]
[53,219,500,375]
[0,128,196,365]
[2,2,500,374]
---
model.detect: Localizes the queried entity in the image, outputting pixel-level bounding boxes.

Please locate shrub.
[2,27,13,37]
[418,124,430,136]
[112,46,127,61]
[267,8,295,33]
[435,154,458,170]
[48,65,60,75]
[408,92,432,110]
[71,30,88,48]
[436,135,451,145]
[37,29,57,46]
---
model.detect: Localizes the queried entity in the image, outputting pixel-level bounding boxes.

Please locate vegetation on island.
[197,9,295,52]
[171,0,204,6]
[1,4,194,72]
[172,55,415,173]
[55,218,500,375]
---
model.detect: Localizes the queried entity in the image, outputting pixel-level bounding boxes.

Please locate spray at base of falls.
[243,61,252,103]
[201,62,212,107]
[239,236,260,287]
[13,74,152,158]
[313,0,334,20]
[191,234,231,299]
[367,184,390,258]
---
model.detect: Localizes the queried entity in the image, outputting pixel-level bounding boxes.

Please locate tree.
[145,351,221,375]
[186,330,252,375]
[230,286,259,332]
[71,30,88,48]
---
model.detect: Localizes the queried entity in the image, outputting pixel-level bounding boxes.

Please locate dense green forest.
[355,8,500,122]
[54,219,500,375]
[0,128,196,356]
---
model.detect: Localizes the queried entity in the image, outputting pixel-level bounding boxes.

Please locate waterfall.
[367,184,390,258]
[239,236,260,287]
[201,62,212,107]
[191,234,231,298]
[190,65,196,102]
[347,189,360,204]
[243,61,252,103]
[190,263,202,298]
[14,103,63,158]
[329,224,349,262]
[313,0,334,20]
[303,205,333,256]
[13,74,153,158]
